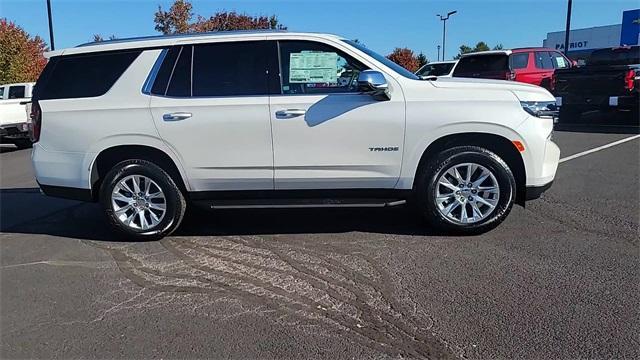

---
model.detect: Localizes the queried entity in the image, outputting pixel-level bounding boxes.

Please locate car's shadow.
[0,188,444,242]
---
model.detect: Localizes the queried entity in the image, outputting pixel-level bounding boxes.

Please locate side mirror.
[357,70,390,100]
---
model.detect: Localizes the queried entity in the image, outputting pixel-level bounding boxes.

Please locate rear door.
[2,85,29,124]
[532,51,556,88]
[149,41,275,191]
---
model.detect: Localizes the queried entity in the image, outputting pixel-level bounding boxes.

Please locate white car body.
[31,31,559,236]
[0,82,34,144]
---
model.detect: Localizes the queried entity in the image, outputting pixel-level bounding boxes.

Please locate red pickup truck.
[452,48,573,90]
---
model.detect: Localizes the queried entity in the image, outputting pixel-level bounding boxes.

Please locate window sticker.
[289,51,339,84]
[554,56,566,68]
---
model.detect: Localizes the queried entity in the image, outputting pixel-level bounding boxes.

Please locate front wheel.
[99,159,186,241]
[414,146,516,234]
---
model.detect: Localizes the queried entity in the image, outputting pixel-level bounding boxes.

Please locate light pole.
[437,45,441,61]
[563,0,572,55]
[47,0,55,50]
[437,10,457,60]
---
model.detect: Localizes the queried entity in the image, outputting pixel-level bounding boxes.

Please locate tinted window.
[192,41,269,97]
[509,53,529,69]
[549,51,569,69]
[166,45,192,97]
[279,40,367,95]
[38,50,141,100]
[0,87,4,99]
[343,40,419,80]
[453,55,509,75]
[416,63,455,77]
[535,52,554,69]
[8,86,26,99]
[589,46,640,65]
[150,47,181,95]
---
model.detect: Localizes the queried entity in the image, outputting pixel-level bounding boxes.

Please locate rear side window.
[193,41,269,97]
[509,53,529,70]
[150,47,181,95]
[8,86,26,99]
[0,87,4,99]
[535,52,554,69]
[38,50,141,100]
[453,55,509,74]
[166,45,192,97]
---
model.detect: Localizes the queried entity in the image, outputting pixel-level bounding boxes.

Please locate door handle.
[162,112,192,121]
[275,109,306,118]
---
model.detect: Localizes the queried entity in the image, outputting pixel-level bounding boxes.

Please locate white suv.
[31,31,560,240]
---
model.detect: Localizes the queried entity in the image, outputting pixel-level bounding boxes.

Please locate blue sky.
[1,0,637,61]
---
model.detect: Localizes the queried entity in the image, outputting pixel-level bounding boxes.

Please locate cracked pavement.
[1,128,639,359]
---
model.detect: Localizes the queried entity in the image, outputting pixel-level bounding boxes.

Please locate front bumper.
[525,181,553,201]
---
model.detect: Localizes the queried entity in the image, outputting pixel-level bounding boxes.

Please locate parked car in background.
[31,31,559,240]
[452,48,573,90]
[553,46,639,122]
[415,60,457,78]
[0,82,34,149]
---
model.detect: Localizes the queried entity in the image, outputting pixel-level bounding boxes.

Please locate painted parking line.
[559,134,640,163]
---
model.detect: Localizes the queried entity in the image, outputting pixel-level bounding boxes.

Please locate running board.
[197,198,407,210]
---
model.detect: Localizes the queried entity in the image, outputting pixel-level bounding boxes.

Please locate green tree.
[154,0,286,34]
[0,18,47,83]
[417,52,428,68]
[454,41,503,59]
[92,34,118,42]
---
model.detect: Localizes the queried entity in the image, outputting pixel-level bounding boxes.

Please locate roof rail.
[76,29,288,47]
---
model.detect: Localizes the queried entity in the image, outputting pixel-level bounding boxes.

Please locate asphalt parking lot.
[1,127,639,359]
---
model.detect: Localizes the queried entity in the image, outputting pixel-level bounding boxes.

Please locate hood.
[429,77,555,102]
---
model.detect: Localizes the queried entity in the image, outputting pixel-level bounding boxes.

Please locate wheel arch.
[90,145,190,201]
[413,132,527,206]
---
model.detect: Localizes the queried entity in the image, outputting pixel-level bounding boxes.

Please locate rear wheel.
[414,146,516,234]
[99,159,186,241]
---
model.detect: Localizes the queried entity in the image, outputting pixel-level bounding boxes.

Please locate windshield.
[343,40,420,80]
[416,63,455,77]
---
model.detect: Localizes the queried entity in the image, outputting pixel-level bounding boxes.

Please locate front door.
[149,41,275,191]
[269,40,405,190]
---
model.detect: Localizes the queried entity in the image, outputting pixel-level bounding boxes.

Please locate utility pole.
[563,0,572,55]
[437,10,457,60]
[47,0,55,50]
[437,45,441,61]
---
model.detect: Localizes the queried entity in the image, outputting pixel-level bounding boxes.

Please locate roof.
[45,30,344,58]
[461,47,562,57]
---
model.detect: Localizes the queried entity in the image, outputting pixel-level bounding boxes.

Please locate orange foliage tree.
[154,0,286,34]
[0,18,48,83]
[386,47,420,72]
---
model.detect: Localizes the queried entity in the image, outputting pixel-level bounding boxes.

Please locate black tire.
[414,146,516,235]
[99,159,186,241]
[13,139,32,149]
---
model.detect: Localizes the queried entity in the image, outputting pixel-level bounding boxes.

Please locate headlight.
[520,101,558,119]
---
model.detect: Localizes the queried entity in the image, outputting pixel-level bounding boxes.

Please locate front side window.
[0,87,5,99]
[510,53,529,70]
[343,40,419,80]
[8,85,26,99]
[279,41,367,95]
[550,51,569,69]
[535,51,554,69]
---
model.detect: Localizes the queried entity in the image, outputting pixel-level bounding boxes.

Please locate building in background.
[543,9,639,63]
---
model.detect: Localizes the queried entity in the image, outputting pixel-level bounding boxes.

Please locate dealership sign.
[620,9,640,45]
[543,24,622,52]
